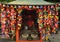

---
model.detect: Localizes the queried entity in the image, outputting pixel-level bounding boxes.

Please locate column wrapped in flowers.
[17,6,22,30]
[1,5,6,38]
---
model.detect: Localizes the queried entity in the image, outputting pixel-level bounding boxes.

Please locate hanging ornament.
[44,9,47,15]
[55,4,58,7]
[3,18,6,21]
[29,6,32,8]
[33,6,36,9]
[51,5,54,9]
[1,8,5,12]
[39,23,44,27]
[18,5,21,8]
[24,6,28,9]
[50,15,54,19]
[44,15,47,18]
[18,27,20,30]
[39,16,43,19]
[36,6,39,8]
[0,4,2,6]
[21,6,24,9]
[3,4,6,7]
[56,11,58,15]
[6,5,9,8]
[58,4,60,6]
[47,9,50,14]
[37,19,39,23]
[18,9,22,14]
[14,5,17,8]
[40,6,43,9]
[39,26,42,30]
[54,15,59,21]
[44,6,46,10]
[11,9,15,13]
[1,20,6,24]
[18,24,21,27]
[1,14,5,18]
[6,8,10,14]
[55,23,58,28]
[39,19,43,23]
[1,24,6,28]
[48,5,50,10]
[10,5,14,9]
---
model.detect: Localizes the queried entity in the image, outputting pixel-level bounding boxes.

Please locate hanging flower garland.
[17,7,22,30]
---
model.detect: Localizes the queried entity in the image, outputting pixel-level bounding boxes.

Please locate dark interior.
[19,9,40,40]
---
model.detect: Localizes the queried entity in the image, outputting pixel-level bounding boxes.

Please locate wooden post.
[16,28,19,42]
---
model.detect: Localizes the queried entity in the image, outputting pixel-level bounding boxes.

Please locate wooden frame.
[16,8,43,42]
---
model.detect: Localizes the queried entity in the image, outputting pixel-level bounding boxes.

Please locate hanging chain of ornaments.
[17,8,22,30]
[37,5,59,40]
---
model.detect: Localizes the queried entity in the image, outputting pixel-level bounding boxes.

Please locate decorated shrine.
[0,3,59,42]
